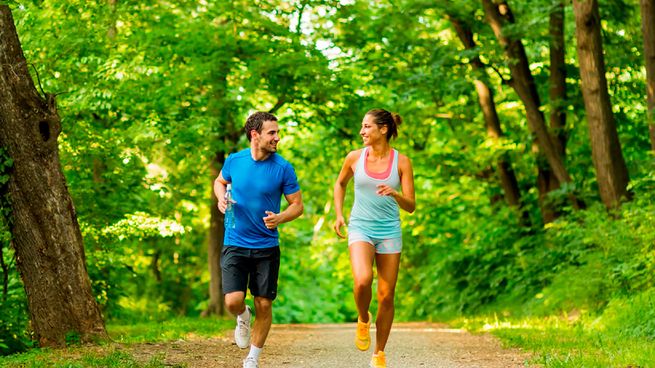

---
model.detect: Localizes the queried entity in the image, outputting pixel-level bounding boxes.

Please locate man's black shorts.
[221,245,280,300]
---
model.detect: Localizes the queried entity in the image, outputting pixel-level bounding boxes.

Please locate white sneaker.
[243,356,259,368]
[234,305,252,349]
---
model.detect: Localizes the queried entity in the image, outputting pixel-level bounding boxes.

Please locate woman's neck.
[367,142,390,160]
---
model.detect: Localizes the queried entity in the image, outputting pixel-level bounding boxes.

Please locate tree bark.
[448,15,530,226]
[641,0,655,151]
[481,0,573,187]
[549,0,568,156]
[573,0,630,208]
[202,152,225,317]
[201,61,241,317]
[538,0,568,223]
[0,6,108,347]
[107,0,118,41]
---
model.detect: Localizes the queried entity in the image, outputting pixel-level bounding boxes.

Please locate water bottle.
[224,183,235,229]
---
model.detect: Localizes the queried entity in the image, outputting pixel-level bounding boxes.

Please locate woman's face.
[360,115,387,145]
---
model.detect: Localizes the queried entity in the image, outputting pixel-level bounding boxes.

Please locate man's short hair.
[245,112,278,141]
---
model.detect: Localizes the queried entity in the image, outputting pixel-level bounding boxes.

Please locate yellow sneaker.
[370,351,386,368]
[355,311,372,351]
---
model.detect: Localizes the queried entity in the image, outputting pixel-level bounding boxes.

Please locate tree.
[481,0,572,185]
[537,0,569,222]
[0,6,107,347]
[641,0,655,151]
[447,14,530,226]
[573,0,631,207]
[481,0,582,215]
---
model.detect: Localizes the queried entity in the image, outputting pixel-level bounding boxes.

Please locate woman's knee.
[377,288,396,307]
[353,274,373,292]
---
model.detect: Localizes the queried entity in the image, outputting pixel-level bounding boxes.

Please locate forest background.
[1,0,655,366]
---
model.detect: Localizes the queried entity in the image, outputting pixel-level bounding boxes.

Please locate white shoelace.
[237,317,250,337]
[244,356,258,368]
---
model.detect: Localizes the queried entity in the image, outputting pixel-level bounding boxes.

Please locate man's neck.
[250,147,272,161]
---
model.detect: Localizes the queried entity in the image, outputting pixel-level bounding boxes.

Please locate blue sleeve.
[222,154,233,182]
[282,163,300,195]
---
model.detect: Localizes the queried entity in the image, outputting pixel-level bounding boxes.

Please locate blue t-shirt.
[221,148,300,248]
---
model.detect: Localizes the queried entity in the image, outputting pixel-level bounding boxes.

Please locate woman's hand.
[333,215,347,238]
[376,184,397,197]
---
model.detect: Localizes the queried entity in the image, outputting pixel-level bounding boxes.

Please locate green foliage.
[0,267,31,356]
[601,288,655,340]
[0,148,30,356]
[107,316,233,344]
[3,1,654,364]
[0,348,168,368]
[458,315,655,367]
[0,317,232,366]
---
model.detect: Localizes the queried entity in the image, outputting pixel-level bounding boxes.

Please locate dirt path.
[128,322,534,367]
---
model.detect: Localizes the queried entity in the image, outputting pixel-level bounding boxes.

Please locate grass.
[3,313,654,367]
[454,315,655,367]
[0,316,232,368]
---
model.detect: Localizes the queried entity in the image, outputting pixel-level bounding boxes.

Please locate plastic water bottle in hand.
[224,183,236,229]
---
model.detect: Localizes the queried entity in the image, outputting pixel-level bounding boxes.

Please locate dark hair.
[365,109,402,141]
[245,111,278,141]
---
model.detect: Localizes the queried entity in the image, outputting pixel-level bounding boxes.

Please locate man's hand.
[217,196,236,214]
[263,210,280,229]
[217,197,227,214]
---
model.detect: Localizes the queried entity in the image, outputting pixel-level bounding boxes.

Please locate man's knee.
[224,291,246,315]
[254,297,273,315]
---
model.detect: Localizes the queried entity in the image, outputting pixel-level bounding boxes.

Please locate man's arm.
[263,191,304,229]
[214,172,229,214]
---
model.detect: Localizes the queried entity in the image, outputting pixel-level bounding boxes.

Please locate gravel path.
[128,322,534,367]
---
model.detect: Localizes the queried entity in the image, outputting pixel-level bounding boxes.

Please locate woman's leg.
[349,242,376,322]
[373,252,401,353]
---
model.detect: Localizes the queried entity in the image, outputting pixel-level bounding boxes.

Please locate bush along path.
[125,322,533,367]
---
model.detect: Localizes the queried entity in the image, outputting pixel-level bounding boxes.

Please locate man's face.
[253,120,280,153]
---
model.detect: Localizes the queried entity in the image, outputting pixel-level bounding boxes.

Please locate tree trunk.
[537,0,568,223]
[0,6,108,347]
[641,0,655,150]
[201,60,242,317]
[481,0,573,187]
[202,152,225,317]
[573,0,630,207]
[549,0,568,155]
[448,15,530,226]
[107,0,117,41]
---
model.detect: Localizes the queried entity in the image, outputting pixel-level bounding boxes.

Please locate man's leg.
[221,246,252,350]
[224,291,247,316]
[251,296,273,347]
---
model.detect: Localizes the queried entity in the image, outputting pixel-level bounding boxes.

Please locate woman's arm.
[376,153,415,213]
[333,150,359,238]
